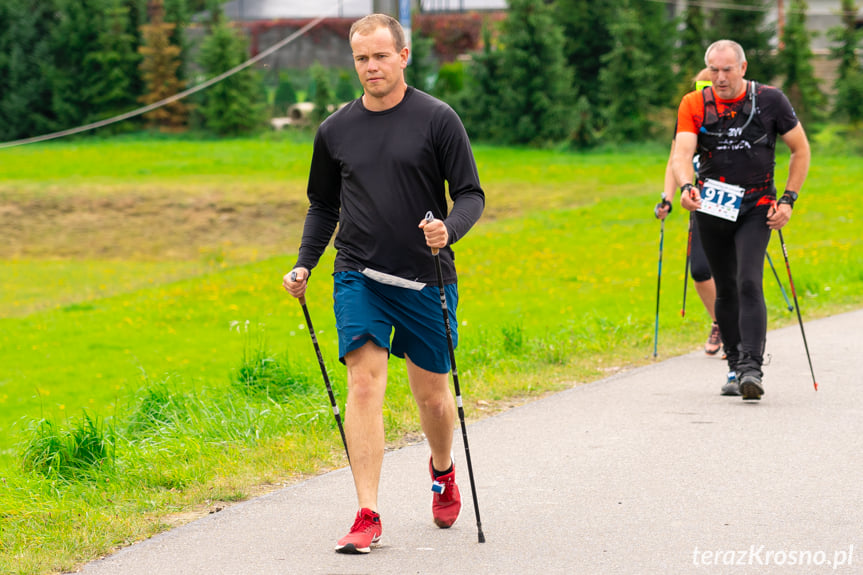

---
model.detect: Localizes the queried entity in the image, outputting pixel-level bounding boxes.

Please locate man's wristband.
[654,197,672,218]
[777,190,798,208]
[680,183,695,196]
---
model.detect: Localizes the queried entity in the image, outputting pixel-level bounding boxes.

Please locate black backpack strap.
[702,85,718,126]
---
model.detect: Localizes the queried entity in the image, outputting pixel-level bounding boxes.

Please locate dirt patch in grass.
[1,192,309,262]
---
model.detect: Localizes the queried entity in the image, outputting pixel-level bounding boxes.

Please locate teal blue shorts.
[333,271,458,374]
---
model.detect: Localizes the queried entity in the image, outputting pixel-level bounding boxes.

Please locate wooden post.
[777,0,785,50]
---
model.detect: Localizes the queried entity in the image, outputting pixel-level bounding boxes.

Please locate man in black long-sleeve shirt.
[283,13,484,554]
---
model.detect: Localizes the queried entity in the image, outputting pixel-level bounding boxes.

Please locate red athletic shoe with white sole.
[334,508,382,554]
[430,458,461,528]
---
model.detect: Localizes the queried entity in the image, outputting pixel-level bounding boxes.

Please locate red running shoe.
[334,508,382,554]
[430,457,461,528]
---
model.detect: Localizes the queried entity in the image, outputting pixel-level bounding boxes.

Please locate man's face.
[351,26,408,101]
[707,47,747,100]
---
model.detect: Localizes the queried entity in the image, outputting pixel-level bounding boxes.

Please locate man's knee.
[345,343,388,402]
[691,269,712,283]
[738,277,763,300]
[418,391,453,417]
[348,371,384,401]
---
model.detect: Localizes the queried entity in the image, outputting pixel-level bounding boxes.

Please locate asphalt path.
[78,309,862,574]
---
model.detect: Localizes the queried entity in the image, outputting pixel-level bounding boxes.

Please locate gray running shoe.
[739,372,764,400]
[721,371,741,396]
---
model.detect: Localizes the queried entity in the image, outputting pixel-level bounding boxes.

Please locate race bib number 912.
[697,178,744,222]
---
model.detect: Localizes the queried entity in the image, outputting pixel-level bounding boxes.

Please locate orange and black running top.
[676,81,799,203]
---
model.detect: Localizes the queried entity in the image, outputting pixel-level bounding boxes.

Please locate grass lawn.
[1,133,861,574]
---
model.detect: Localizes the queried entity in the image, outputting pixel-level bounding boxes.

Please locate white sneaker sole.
[334,534,381,554]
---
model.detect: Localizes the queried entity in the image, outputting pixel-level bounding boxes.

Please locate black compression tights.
[688,215,712,283]
[695,204,771,370]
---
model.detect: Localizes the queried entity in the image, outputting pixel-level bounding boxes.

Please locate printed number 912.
[704,188,736,207]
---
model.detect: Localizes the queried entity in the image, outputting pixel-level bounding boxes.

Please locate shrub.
[232,333,316,401]
[21,411,114,479]
[273,76,298,115]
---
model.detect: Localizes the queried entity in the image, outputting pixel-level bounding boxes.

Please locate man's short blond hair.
[705,40,747,66]
[349,13,406,52]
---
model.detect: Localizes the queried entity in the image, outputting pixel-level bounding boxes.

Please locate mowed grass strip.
[0,135,861,574]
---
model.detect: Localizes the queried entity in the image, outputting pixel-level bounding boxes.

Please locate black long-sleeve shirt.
[294,87,484,285]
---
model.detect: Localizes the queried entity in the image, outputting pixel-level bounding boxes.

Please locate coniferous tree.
[776,0,825,125]
[433,61,465,102]
[123,0,148,98]
[458,23,506,141]
[829,0,863,124]
[830,0,861,80]
[599,0,663,141]
[406,29,436,93]
[49,0,108,128]
[335,71,357,103]
[198,11,266,135]
[86,0,141,123]
[834,69,863,126]
[309,62,334,124]
[555,0,617,108]
[676,1,709,92]
[494,0,575,145]
[569,94,601,149]
[138,0,188,129]
[0,0,61,141]
[634,0,676,109]
[273,75,298,115]
[711,0,777,83]
[163,0,189,79]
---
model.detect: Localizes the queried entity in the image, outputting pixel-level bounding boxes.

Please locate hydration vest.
[696,81,774,180]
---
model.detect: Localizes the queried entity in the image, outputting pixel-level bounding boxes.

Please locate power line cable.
[0,5,346,150]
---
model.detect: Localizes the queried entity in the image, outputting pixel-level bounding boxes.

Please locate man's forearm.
[785,149,810,194]
[781,124,811,194]
[671,156,695,193]
[671,132,698,192]
[445,190,484,245]
[295,205,339,272]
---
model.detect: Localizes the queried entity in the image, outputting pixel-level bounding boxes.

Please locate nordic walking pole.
[424,211,485,544]
[290,271,350,462]
[765,251,794,311]
[776,229,819,391]
[681,212,693,317]
[653,218,665,357]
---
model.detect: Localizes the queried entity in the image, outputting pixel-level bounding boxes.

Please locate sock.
[433,461,453,478]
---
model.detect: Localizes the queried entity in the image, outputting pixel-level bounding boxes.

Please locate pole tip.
[814,382,819,391]
[478,531,486,543]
